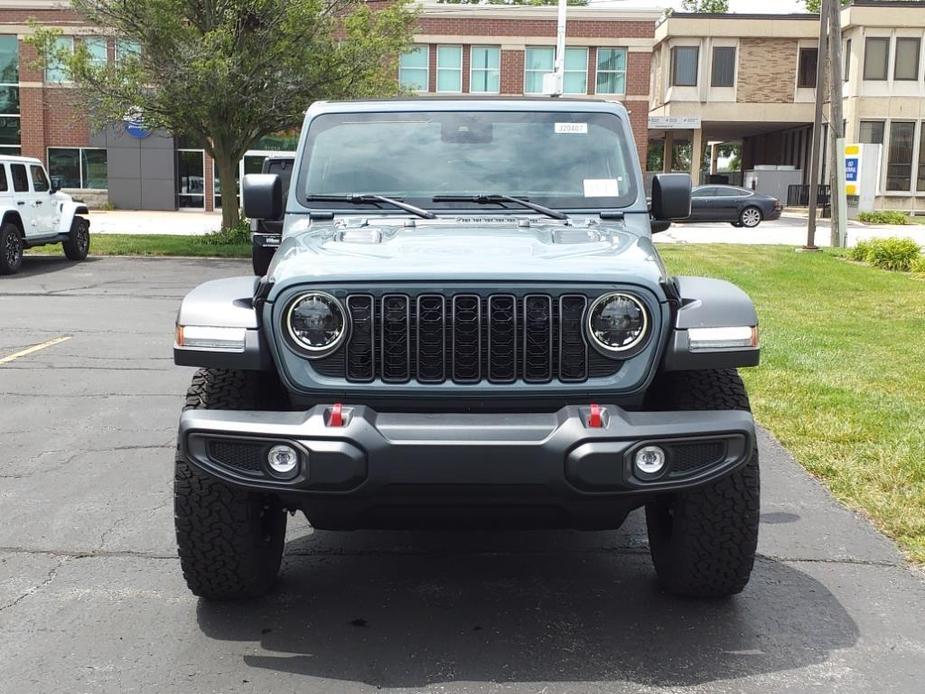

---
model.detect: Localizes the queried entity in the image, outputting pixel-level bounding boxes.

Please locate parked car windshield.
[299,110,638,212]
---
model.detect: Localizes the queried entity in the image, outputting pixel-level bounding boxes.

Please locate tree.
[438,1,589,5]
[681,0,729,12]
[803,0,848,12]
[29,0,418,230]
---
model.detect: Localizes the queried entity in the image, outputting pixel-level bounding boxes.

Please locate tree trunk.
[214,152,241,230]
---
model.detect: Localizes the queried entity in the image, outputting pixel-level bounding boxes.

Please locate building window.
[564,47,588,94]
[886,121,915,191]
[46,36,73,83]
[524,46,587,94]
[859,120,885,144]
[524,46,554,94]
[116,39,140,64]
[671,46,698,87]
[398,46,428,92]
[596,47,627,95]
[711,46,736,88]
[797,48,818,88]
[894,37,920,81]
[916,123,925,192]
[85,37,108,68]
[0,35,19,155]
[436,45,462,93]
[48,147,108,189]
[469,46,500,94]
[864,37,890,81]
[844,39,851,81]
[177,149,205,208]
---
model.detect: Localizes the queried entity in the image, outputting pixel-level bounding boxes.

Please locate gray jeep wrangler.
[173,99,761,600]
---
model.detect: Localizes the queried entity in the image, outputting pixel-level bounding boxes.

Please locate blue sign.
[124,119,151,139]
[845,158,859,182]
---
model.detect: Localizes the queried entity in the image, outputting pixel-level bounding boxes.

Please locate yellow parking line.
[0,336,72,366]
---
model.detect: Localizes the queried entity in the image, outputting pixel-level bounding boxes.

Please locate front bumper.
[179,404,755,528]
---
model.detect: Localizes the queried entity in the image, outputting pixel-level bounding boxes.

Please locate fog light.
[635,446,666,476]
[267,444,300,476]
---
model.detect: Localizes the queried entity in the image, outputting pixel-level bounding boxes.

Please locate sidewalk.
[87,210,222,236]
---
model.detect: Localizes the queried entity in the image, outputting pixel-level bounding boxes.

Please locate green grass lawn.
[26,234,250,258]
[659,245,925,563]
[27,237,925,561]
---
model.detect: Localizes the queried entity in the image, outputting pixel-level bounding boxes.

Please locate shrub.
[858,210,910,225]
[853,237,923,272]
[911,255,925,274]
[848,239,873,262]
[198,217,251,246]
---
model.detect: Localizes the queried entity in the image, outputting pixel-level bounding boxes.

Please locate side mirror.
[50,176,62,194]
[651,173,692,224]
[243,173,283,221]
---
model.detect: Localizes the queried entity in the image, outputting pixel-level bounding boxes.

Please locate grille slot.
[381,294,411,383]
[523,295,553,383]
[452,294,482,383]
[417,294,446,383]
[488,295,517,383]
[345,295,375,382]
[208,440,265,475]
[669,441,726,473]
[559,294,589,382]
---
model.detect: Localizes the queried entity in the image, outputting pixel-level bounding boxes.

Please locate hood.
[267,216,668,298]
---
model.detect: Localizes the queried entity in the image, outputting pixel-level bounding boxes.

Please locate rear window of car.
[10,164,28,192]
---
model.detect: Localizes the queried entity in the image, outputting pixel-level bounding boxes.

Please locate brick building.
[0,0,661,212]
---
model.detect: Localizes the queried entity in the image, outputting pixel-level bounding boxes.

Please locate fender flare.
[663,276,760,371]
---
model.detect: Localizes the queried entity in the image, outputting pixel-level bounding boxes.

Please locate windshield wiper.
[432,194,568,221]
[306,194,436,219]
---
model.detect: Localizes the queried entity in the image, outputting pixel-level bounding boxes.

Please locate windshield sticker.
[584,179,620,197]
[555,122,588,134]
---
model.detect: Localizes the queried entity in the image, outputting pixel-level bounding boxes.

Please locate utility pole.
[828,0,848,247]
[805,0,830,250]
[554,0,567,95]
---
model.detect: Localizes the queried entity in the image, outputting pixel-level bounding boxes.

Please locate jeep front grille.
[316,291,621,385]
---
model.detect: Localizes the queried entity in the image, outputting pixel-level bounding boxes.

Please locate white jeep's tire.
[0,221,23,275]
[63,216,90,261]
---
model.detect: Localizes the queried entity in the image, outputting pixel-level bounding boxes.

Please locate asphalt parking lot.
[2,255,925,694]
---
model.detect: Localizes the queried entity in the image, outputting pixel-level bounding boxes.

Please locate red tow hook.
[587,403,603,429]
[328,403,344,427]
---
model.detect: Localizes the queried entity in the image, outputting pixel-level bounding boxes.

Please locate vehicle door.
[8,162,39,237]
[0,163,12,213]
[715,187,748,220]
[28,164,59,234]
[689,187,718,221]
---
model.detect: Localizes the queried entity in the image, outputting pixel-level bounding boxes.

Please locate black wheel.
[175,369,287,599]
[739,206,762,228]
[0,221,23,275]
[645,369,760,598]
[252,243,275,276]
[63,216,90,260]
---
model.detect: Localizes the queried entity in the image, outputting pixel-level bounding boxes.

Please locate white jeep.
[0,155,91,275]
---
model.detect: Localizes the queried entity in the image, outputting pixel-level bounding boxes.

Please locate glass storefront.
[177,149,205,208]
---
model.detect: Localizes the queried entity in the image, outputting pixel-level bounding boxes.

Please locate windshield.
[299,110,638,211]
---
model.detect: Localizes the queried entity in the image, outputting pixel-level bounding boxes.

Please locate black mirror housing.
[50,176,62,194]
[243,173,283,221]
[651,174,692,222]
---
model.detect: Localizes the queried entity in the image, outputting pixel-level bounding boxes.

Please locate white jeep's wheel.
[739,206,762,228]
[0,221,23,275]
[63,217,90,261]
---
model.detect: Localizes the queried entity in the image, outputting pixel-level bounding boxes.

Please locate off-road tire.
[0,221,23,275]
[252,243,275,276]
[175,369,287,599]
[645,369,760,598]
[63,216,90,261]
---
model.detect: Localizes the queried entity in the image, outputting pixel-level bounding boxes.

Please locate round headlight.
[286,291,347,354]
[587,292,649,354]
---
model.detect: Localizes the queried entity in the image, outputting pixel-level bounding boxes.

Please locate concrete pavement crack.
[0,556,68,613]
